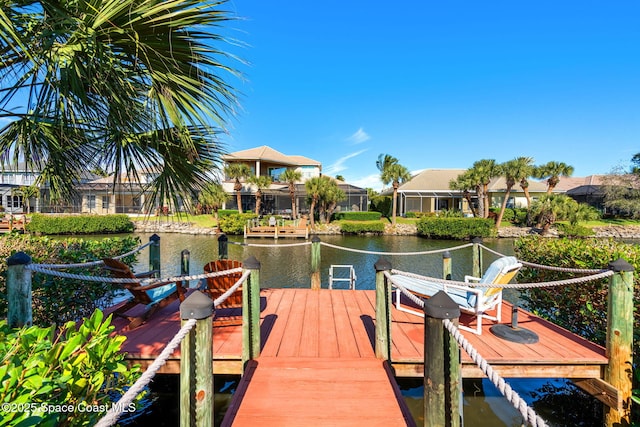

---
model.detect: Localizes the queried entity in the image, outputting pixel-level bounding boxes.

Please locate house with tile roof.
[387,169,556,217]
[222,145,368,216]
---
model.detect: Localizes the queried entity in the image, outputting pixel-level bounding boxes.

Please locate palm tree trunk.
[236,191,243,214]
[392,186,398,225]
[290,192,297,220]
[495,187,512,226]
[476,185,485,218]
[309,199,316,227]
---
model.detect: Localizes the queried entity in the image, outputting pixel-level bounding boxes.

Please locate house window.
[6,195,23,209]
[87,195,96,210]
[102,196,110,210]
[268,167,287,182]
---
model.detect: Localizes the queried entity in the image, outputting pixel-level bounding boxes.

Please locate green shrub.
[27,214,134,235]
[555,223,595,237]
[0,310,142,426]
[332,211,382,221]
[369,196,391,217]
[218,209,240,217]
[437,209,463,218]
[340,221,385,234]
[0,234,141,325]
[416,217,496,239]
[514,237,640,357]
[218,213,257,234]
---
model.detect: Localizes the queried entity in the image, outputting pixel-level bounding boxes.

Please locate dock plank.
[222,357,415,427]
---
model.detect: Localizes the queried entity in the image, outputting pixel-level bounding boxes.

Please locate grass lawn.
[131,214,217,228]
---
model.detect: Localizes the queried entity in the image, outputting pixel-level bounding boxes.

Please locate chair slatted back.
[204,260,243,308]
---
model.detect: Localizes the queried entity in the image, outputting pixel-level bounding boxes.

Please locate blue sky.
[220,1,639,190]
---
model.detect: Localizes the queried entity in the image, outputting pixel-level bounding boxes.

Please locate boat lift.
[328,265,357,290]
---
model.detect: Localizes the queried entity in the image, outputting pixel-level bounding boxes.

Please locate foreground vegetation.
[0,234,140,325]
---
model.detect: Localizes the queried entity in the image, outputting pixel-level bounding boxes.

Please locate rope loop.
[320,241,473,256]
[95,318,197,427]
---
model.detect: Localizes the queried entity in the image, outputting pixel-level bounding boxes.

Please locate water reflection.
[133,233,517,292]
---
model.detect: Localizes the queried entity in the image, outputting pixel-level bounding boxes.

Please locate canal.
[122,232,601,427]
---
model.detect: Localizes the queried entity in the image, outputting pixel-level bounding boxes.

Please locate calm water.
[123,233,600,427]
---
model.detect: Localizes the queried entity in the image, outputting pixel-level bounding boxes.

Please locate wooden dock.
[110,288,608,425]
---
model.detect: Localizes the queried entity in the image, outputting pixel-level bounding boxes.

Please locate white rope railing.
[30,241,153,270]
[320,241,473,256]
[478,244,607,274]
[442,318,549,427]
[95,318,198,427]
[386,271,549,427]
[25,264,244,286]
[388,268,613,289]
[213,270,251,307]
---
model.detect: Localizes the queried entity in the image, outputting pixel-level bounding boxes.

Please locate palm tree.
[197,182,229,230]
[13,184,39,214]
[379,157,411,226]
[536,161,574,194]
[530,194,579,235]
[0,0,239,209]
[470,159,500,218]
[305,176,325,228]
[449,171,478,217]
[318,179,345,224]
[224,163,251,214]
[494,159,521,226]
[512,157,536,209]
[280,168,302,219]
[248,175,272,216]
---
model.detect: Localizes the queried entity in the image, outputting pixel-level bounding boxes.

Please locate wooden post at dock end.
[604,258,634,427]
[181,249,190,289]
[149,234,161,278]
[311,236,321,290]
[471,237,483,279]
[179,291,214,427]
[442,251,451,280]
[424,291,461,427]
[242,256,261,369]
[218,234,228,260]
[374,258,392,361]
[7,252,33,328]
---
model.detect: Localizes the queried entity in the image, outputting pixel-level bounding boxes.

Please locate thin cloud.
[324,149,368,176]
[346,128,371,144]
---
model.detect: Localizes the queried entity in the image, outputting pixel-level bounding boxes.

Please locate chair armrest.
[135,270,159,278]
[464,275,481,283]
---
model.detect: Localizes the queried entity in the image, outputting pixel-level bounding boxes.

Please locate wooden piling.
[149,234,161,278]
[243,256,261,368]
[6,252,33,328]
[374,258,392,360]
[442,251,451,280]
[311,236,321,290]
[604,258,634,427]
[218,234,228,260]
[424,291,461,427]
[180,291,214,427]
[471,237,483,279]
[181,249,190,289]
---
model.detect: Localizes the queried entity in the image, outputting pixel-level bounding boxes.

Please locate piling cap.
[374,258,392,272]
[609,258,634,272]
[243,255,261,270]
[442,251,451,259]
[218,233,228,242]
[471,236,483,244]
[7,251,32,266]
[424,291,460,319]
[180,291,214,320]
[149,233,161,242]
[311,235,321,243]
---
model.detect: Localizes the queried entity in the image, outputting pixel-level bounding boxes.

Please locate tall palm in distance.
[305,176,324,228]
[449,171,478,217]
[197,182,229,230]
[512,156,536,209]
[468,159,499,218]
[224,163,251,214]
[377,154,410,226]
[248,175,272,216]
[536,161,575,194]
[280,168,302,220]
[494,158,521,226]
[0,0,240,210]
